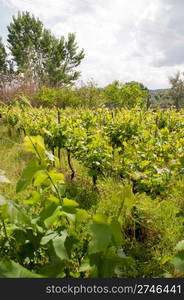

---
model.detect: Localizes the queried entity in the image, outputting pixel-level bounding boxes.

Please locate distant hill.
[149,89,168,94]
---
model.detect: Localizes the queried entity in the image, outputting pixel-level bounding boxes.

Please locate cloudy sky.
[0,0,183,89]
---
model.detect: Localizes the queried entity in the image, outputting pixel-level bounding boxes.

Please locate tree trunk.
[67,148,75,180]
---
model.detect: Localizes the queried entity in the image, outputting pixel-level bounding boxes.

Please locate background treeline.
[1,11,184,110]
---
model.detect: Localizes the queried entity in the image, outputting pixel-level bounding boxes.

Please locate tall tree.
[168,72,184,110]
[0,37,15,102]
[0,38,7,74]
[7,11,85,86]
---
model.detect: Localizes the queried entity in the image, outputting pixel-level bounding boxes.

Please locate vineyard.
[1,104,184,278]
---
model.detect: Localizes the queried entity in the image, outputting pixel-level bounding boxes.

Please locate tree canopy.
[101,80,149,108]
[5,11,85,87]
[168,72,184,110]
[0,38,7,74]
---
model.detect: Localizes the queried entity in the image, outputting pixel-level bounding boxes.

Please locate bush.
[101,80,149,108]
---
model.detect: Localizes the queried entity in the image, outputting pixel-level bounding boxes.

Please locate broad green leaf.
[16,158,42,193]
[39,203,61,228]
[48,170,64,184]
[63,198,79,208]
[62,198,79,214]
[34,170,48,186]
[93,214,108,224]
[39,260,65,277]
[109,217,122,247]
[44,207,61,228]
[48,195,60,203]
[89,223,112,254]
[69,272,80,278]
[89,248,129,278]
[79,260,92,272]
[0,259,44,278]
[65,235,79,258]
[52,230,68,260]
[98,247,126,278]
[58,184,66,197]
[23,191,41,205]
[40,232,58,245]
[170,251,184,274]
[24,136,46,160]
[61,211,76,223]
[7,202,31,226]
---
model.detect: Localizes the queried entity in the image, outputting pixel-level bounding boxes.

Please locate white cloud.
[1,0,184,88]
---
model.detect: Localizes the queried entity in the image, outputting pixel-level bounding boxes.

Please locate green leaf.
[58,184,66,197]
[52,230,68,260]
[34,170,48,186]
[48,195,60,203]
[61,211,76,223]
[69,272,80,278]
[79,259,92,272]
[39,203,61,228]
[109,218,122,247]
[23,191,41,205]
[48,170,64,184]
[63,198,79,208]
[62,198,79,214]
[89,223,112,254]
[39,260,65,277]
[100,248,124,277]
[89,247,129,277]
[0,259,44,278]
[24,136,46,160]
[93,214,108,224]
[65,235,79,258]
[44,207,61,229]
[170,251,184,274]
[6,202,31,226]
[16,158,42,193]
[40,232,58,245]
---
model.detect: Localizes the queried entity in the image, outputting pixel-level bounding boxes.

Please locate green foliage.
[76,81,102,108]
[169,241,184,276]
[0,259,44,278]
[34,86,81,108]
[1,105,184,278]
[34,86,58,107]
[101,80,149,108]
[0,135,127,278]
[7,11,85,86]
[0,38,7,75]
[168,72,184,110]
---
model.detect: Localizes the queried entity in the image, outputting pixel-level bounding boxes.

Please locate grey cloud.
[73,0,95,14]
[134,0,184,67]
